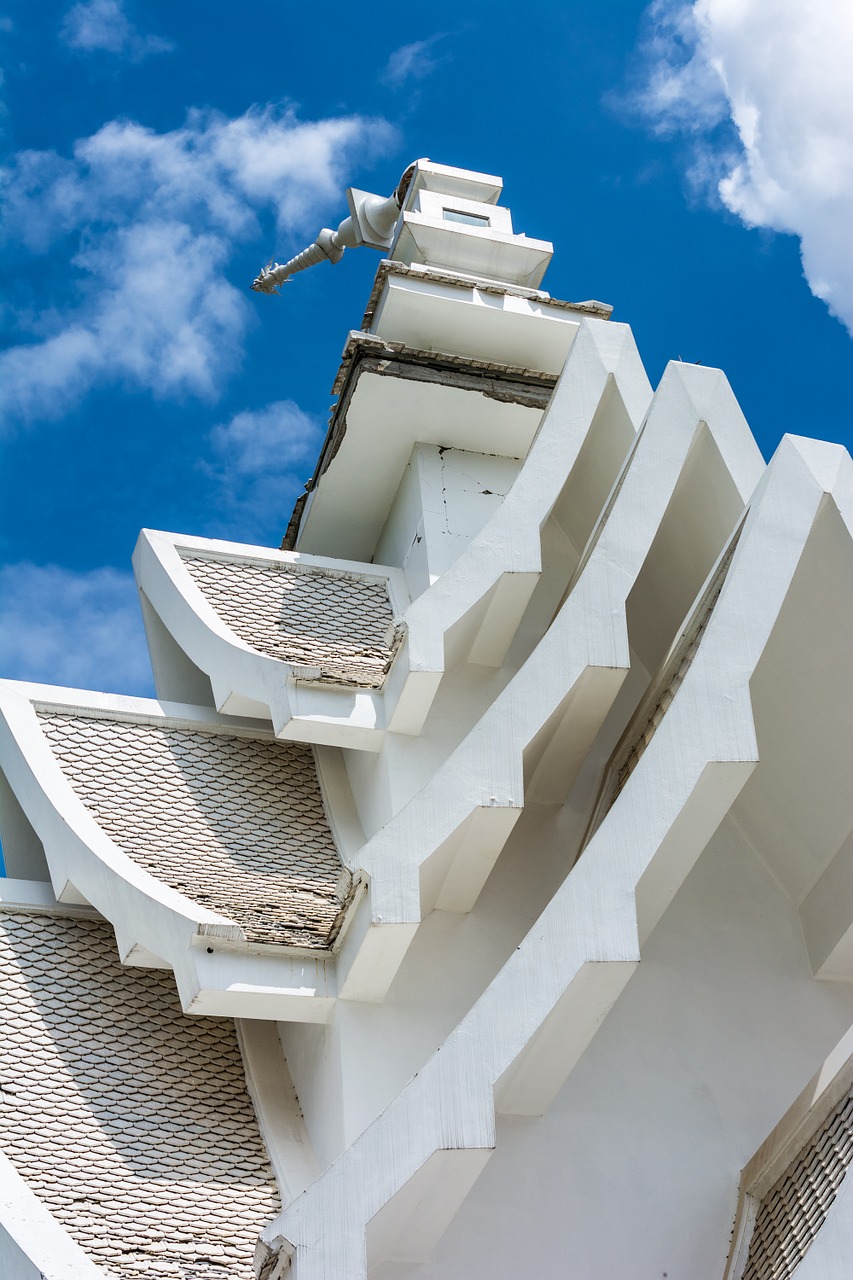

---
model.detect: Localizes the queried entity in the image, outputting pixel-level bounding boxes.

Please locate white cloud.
[0,563,154,695]
[203,400,323,544]
[60,0,173,60]
[381,35,446,89]
[2,222,245,421]
[0,106,397,428]
[629,1,729,135]
[631,0,853,334]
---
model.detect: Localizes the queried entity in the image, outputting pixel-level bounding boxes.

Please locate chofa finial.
[251,162,417,295]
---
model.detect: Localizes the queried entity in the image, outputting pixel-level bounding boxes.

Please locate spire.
[251,162,415,293]
[251,158,553,294]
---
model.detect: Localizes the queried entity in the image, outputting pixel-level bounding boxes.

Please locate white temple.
[1,159,852,1280]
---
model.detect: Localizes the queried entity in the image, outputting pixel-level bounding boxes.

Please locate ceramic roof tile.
[181,554,401,687]
[743,1088,853,1280]
[37,711,351,949]
[0,909,280,1280]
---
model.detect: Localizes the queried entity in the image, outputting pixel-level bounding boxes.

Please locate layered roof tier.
[2,159,852,1280]
[36,709,350,949]
[0,691,358,1018]
[0,898,279,1280]
[134,534,418,747]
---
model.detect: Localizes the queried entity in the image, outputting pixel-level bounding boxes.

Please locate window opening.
[442,209,491,227]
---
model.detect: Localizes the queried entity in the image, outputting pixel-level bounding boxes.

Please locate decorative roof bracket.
[251,163,416,294]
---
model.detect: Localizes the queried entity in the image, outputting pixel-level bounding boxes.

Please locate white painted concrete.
[369,269,583,372]
[258,439,853,1280]
[296,364,546,562]
[390,159,552,288]
[0,768,49,881]
[341,361,762,939]
[375,818,852,1280]
[375,444,521,599]
[2,160,851,1280]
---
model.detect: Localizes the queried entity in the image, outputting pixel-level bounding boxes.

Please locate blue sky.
[1,0,852,696]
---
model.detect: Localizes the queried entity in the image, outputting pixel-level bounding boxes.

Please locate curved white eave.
[132,531,414,751]
[137,321,652,745]
[401,328,766,698]
[135,322,650,747]
[396,317,654,694]
[337,358,766,1006]
[0,685,337,1022]
[258,436,850,1280]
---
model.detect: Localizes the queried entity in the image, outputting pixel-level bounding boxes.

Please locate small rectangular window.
[442,209,491,227]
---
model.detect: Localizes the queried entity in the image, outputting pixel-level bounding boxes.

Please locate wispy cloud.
[60,0,173,61]
[0,563,154,695]
[0,106,397,430]
[381,34,447,89]
[625,0,729,136]
[202,400,324,544]
[625,0,853,335]
[2,222,244,422]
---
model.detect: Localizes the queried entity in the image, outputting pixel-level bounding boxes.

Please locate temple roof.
[180,551,401,688]
[0,908,279,1279]
[37,710,351,949]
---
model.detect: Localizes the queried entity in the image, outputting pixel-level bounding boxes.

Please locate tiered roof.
[180,552,400,687]
[38,710,351,949]
[0,908,279,1279]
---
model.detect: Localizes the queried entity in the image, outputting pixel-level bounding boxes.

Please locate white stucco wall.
[375,444,520,599]
[374,814,853,1280]
[4,159,852,1280]
[280,797,573,1163]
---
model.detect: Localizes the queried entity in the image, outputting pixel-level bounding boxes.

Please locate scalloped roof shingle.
[38,711,352,949]
[0,909,280,1279]
[181,554,401,687]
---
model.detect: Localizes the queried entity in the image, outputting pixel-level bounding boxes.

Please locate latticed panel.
[181,554,400,687]
[38,711,352,948]
[610,526,742,809]
[0,910,280,1280]
[743,1088,853,1280]
[576,527,743,860]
